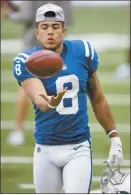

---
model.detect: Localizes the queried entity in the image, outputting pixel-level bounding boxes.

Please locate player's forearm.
[34,95,52,112]
[21,78,52,112]
[91,98,119,138]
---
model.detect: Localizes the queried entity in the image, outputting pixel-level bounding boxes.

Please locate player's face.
[35,21,66,52]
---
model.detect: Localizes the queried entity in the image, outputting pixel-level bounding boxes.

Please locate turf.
[1,5,130,194]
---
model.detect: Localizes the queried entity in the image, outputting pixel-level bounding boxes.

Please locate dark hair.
[44,11,56,17]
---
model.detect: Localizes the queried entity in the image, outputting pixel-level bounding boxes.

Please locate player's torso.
[27,40,91,145]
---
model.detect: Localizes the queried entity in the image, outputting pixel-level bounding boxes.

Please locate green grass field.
[1,6,130,193]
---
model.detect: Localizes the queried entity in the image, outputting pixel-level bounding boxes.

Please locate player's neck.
[55,43,63,55]
[39,43,63,55]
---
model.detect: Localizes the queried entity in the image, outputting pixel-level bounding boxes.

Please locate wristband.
[47,103,57,109]
[106,129,118,136]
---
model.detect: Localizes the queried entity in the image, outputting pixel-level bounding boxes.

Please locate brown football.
[25,50,63,78]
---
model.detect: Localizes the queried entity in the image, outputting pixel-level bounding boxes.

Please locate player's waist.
[35,135,90,145]
[34,126,91,145]
[35,140,91,149]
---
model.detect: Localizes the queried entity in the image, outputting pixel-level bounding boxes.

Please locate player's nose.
[47,27,54,35]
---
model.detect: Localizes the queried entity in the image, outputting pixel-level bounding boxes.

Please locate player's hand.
[107,137,123,166]
[39,87,68,108]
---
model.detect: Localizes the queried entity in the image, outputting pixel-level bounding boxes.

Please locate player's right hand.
[39,87,68,109]
[107,137,123,166]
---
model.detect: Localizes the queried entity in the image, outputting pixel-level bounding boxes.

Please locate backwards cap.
[36,3,65,22]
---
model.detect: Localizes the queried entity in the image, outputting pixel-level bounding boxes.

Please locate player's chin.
[43,43,60,51]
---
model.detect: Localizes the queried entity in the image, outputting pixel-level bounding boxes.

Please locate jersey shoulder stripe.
[82,40,90,57]
[13,46,40,64]
[18,53,29,58]
[13,56,26,63]
[82,40,95,60]
[66,40,95,60]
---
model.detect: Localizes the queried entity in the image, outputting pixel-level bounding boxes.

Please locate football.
[25,50,64,78]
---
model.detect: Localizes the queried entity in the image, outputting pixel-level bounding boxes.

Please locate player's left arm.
[87,72,123,166]
[82,39,124,166]
[87,72,116,135]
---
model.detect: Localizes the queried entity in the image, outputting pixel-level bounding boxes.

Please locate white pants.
[33,140,92,193]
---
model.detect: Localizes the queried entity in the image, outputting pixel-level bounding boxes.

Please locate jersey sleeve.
[82,40,99,75]
[13,52,35,85]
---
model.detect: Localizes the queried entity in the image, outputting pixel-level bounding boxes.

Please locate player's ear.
[34,29,39,40]
[62,28,67,38]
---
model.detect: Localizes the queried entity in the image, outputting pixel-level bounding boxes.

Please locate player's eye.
[53,25,60,29]
[41,25,48,30]
[42,27,48,30]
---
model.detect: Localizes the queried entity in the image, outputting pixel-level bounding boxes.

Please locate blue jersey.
[13,40,99,145]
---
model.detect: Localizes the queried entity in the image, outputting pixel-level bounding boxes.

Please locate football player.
[13,3,123,193]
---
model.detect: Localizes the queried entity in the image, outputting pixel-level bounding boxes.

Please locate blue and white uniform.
[13,40,99,193]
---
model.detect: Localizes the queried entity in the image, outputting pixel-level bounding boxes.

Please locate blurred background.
[1,1,130,193]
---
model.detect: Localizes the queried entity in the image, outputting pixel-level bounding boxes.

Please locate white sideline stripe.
[19,167,130,189]
[1,156,32,163]
[19,184,34,190]
[1,70,130,84]
[90,189,101,193]
[19,183,101,193]
[104,94,130,106]
[1,156,130,166]
[19,184,100,190]
[1,121,130,133]
[1,92,130,105]
[1,77,130,84]
[1,34,129,53]
[93,160,130,167]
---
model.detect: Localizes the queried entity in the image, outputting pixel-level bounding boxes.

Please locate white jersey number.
[15,64,22,75]
[56,75,79,115]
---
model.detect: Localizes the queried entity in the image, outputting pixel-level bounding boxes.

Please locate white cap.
[36,3,65,23]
